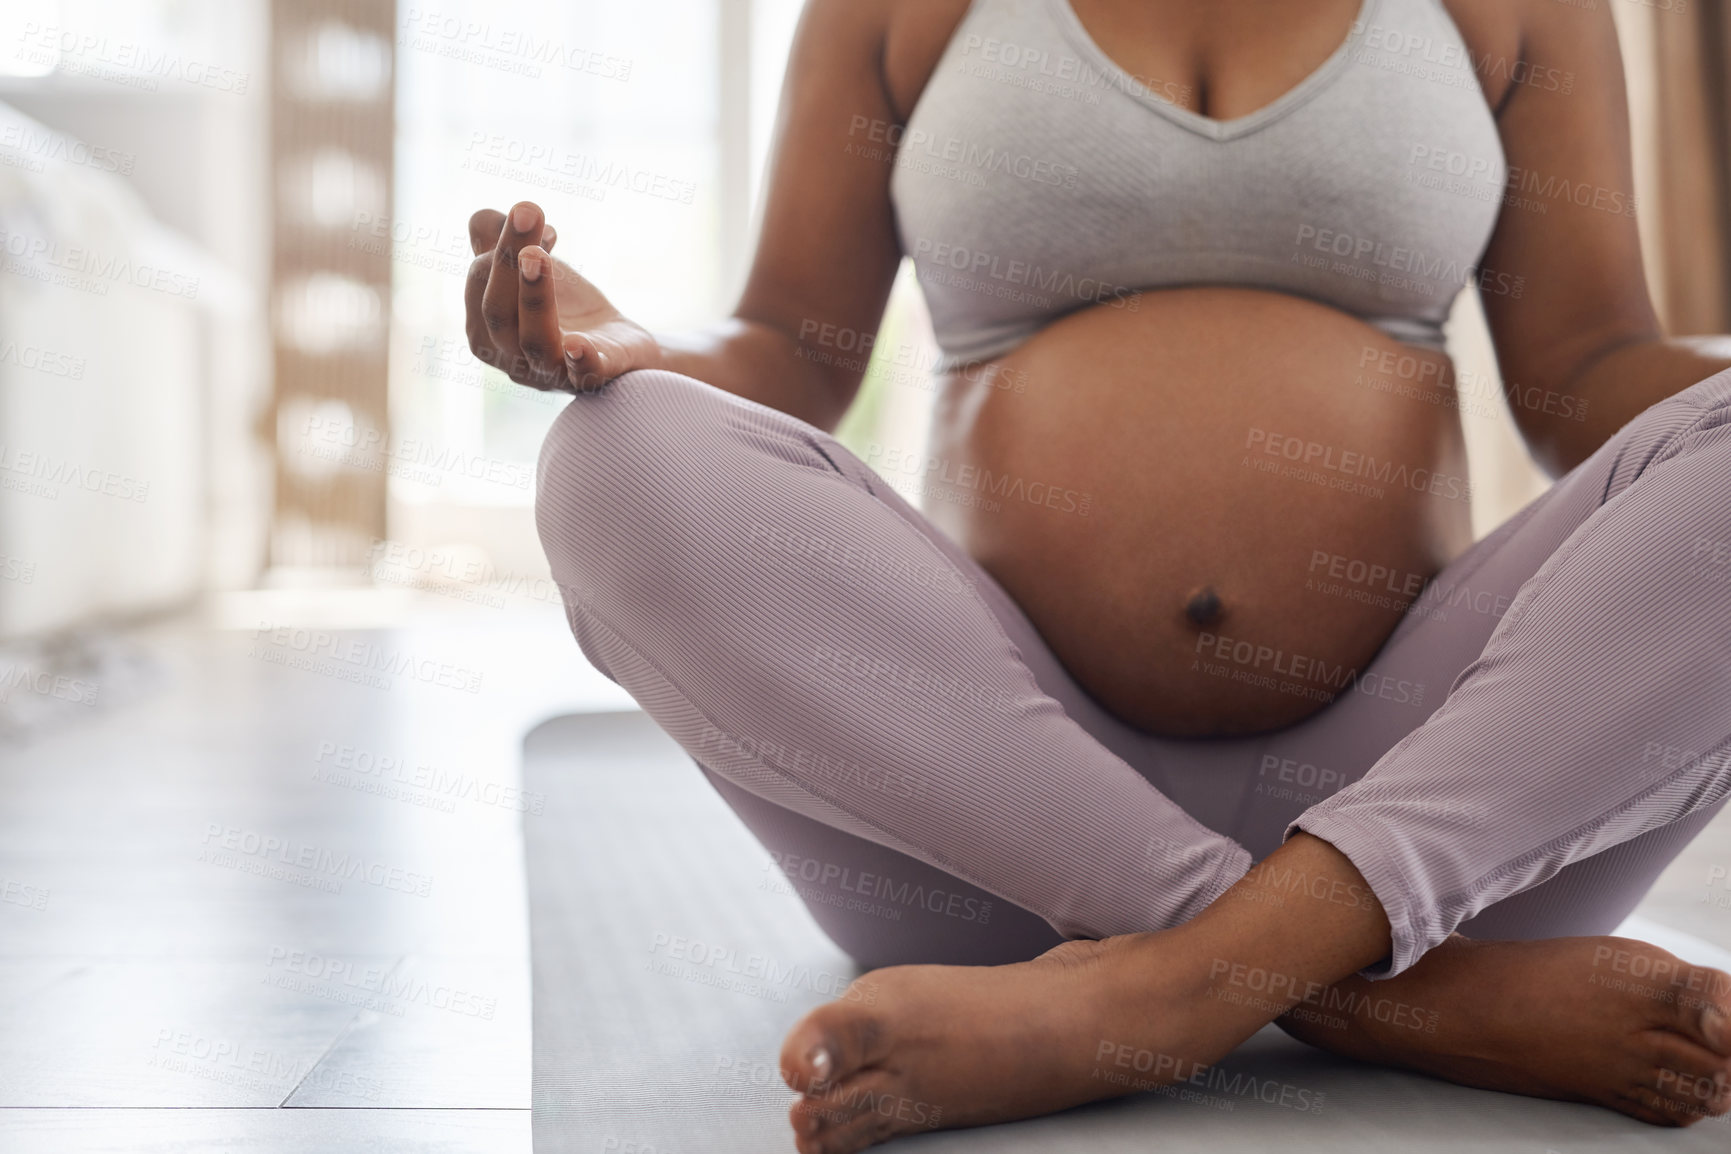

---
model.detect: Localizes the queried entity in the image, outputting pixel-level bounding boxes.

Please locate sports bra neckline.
[1045,0,1383,142]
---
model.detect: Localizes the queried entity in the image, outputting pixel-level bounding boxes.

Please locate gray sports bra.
[889,0,1508,370]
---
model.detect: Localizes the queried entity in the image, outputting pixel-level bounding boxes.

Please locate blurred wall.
[0,0,272,639]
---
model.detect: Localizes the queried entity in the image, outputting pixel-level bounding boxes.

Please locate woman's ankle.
[1183,833,1396,1030]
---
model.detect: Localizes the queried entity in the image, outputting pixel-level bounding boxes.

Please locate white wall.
[0,0,271,638]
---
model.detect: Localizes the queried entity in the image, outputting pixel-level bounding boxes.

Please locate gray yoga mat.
[524,709,1727,1153]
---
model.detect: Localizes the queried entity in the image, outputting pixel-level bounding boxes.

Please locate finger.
[481,202,545,374]
[468,208,505,256]
[558,332,612,393]
[517,245,563,386]
[464,254,497,366]
[497,201,544,271]
[542,224,557,253]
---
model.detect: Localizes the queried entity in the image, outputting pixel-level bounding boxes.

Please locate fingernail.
[520,251,543,282]
[511,203,536,233]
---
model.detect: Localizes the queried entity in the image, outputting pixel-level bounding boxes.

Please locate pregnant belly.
[924,287,1473,737]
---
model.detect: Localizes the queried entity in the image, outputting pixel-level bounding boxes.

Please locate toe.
[781,978,890,1095]
[788,1097,825,1153]
[806,1107,896,1154]
[1639,1030,1731,1121]
[1674,966,1731,1056]
[1625,1086,1693,1127]
[808,1067,937,1135]
[796,1069,940,1154]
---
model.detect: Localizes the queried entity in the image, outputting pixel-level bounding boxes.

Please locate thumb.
[560,331,616,393]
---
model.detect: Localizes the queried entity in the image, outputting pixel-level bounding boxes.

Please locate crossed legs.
[536,366,1731,1147]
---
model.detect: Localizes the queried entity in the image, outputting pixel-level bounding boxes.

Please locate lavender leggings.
[537,367,1731,978]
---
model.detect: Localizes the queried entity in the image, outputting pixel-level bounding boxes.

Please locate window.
[385,0,936,571]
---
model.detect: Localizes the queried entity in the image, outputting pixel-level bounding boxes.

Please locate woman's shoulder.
[879,0,978,123]
[1439,0,1614,115]
[781,0,973,124]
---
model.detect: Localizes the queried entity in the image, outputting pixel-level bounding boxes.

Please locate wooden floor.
[0,589,630,1152]
[2,587,1728,1151]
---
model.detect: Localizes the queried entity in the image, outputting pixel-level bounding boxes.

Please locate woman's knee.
[537,369,707,505]
[1677,364,1731,412]
[1604,367,1731,498]
[537,366,839,503]
[537,370,723,586]
[534,368,846,611]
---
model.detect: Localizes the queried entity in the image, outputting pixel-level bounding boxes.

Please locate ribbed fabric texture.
[890,0,1504,368]
[1293,377,1731,975]
[536,368,1731,978]
[536,371,1252,945]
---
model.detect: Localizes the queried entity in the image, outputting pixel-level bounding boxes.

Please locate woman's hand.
[465,200,661,392]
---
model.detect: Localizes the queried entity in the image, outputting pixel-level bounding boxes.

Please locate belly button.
[1184,585,1224,629]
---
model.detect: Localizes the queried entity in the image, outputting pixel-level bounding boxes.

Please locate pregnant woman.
[466,0,1731,1148]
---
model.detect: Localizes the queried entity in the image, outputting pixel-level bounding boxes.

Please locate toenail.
[1705,1005,1726,1048]
[807,1044,832,1079]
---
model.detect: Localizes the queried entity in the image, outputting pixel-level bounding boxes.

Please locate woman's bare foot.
[780,930,1731,1153]
[779,932,1262,1154]
[1276,934,1731,1127]
[778,832,1394,1153]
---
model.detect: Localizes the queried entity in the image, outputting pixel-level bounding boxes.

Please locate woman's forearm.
[1536,336,1731,475]
[653,317,860,433]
